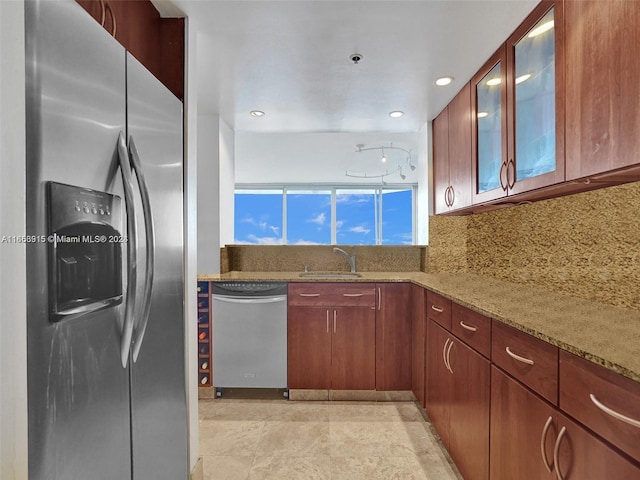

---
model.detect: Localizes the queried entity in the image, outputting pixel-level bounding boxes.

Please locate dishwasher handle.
[212,295,287,305]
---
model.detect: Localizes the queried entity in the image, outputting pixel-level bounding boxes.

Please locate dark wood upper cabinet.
[76,0,184,100]
[471,1,564,204]
[506,0,565,195]
[471,47,508,205]
[564,0,640,181]
[433,83,473,214]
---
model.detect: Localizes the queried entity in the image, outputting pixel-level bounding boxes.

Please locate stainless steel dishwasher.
[210,282,288,394]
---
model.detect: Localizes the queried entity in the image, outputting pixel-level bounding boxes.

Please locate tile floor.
[199,398,462,480]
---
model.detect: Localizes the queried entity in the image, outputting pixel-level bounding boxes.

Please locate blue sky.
[234,189,413,245]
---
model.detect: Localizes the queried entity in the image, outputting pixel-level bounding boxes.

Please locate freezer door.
[25,1,131,479]
[126,53,188,480]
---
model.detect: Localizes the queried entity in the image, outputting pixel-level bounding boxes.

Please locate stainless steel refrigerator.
[25,0,188,478]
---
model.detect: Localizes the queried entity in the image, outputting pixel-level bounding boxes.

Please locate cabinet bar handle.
[342,293,364,297]
[590,394,640,428]
[442,338,450,372]
[507,158,516,189]
[499,161,508,191]
[333,310,337,333]
[431,305,444,313]
[553,426,567,480]
[459,320,477,332]
[450,186,455,207]
[505,346,534,365]
[540,416,554,473]
[446,338,454,374]
[299,293,320,297]
[378,287,381,311]
[444,186,450,207]
[326,310,329,333]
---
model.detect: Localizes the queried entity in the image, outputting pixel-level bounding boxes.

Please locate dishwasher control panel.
[210,282,287,297]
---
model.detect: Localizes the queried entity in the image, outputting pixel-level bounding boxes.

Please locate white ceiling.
[159,0,538,183]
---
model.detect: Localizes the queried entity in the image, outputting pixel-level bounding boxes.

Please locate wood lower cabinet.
[490,366,557,480]
[287,306,333,389]
[411,285,426,407]
[554,412,640,479]
[288,305,375,390]
[491,365,640,479]
[559,350,640,463]
[426,318,490,480]
[287,283,376,390]
[330,307,376,390]
[375,283,412,391]
[426,319,453,448]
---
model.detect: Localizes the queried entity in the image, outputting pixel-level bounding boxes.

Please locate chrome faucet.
[333,247,356,273]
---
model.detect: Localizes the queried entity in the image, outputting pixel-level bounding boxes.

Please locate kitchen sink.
[298,272,362,279]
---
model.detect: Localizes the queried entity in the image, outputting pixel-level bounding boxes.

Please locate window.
[234,190,283,244]
[286,190,332,245]
[234,186,415,245]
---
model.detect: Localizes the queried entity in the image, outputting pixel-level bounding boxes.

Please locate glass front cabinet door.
[472,48,508,204]
[472,0,564,204]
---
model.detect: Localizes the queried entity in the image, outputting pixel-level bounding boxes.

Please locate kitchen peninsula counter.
[198,271,640,384]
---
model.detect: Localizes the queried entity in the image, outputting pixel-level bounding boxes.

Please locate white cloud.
[349,225,371,234]
[336,194,372,205]
[241,216,277,232]
[308,212,326,225]
[238,234,284,245]
[291,239,321,245]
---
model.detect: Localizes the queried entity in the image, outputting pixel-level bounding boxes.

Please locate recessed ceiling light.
[250,110,265,117]
[389,111,404,118]
[435,76,454,86]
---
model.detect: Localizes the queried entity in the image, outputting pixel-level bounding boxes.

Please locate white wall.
[417,122,431,244]
[219,120,235,247]
[197,114,220,272]
[0,1,28,478]
[195,114,235,272]
[235,131,419,185]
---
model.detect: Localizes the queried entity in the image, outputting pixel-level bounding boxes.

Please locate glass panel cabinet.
[513,7,556,183]
[472,0,564,204]
[472,48,507,202]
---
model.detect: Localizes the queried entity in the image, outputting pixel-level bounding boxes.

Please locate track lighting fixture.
[346,143,415,181]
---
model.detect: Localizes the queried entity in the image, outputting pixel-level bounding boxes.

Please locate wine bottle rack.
[197,281,212,387]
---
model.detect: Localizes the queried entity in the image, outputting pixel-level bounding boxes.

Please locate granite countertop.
[198,271,640,384]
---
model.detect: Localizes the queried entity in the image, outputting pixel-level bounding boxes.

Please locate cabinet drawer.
[426,291,452,330]
[560,351,640,462]
[288,282,376,307]
[451,303,491,358]
[491,320,558,404]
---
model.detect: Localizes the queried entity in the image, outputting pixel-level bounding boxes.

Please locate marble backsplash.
[428,181,640,310]
[220,245,427,273]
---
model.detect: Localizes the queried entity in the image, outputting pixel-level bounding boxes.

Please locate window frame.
[234,183,417,245]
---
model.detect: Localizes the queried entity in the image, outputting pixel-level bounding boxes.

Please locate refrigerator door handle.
[129,136,156,362]
[117,131,138,368]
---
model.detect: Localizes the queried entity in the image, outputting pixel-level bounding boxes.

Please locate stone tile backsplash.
[429,181,640,310]
[221,245,427,273]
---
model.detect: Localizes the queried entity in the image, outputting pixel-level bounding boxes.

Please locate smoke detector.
[349,53,363,64]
